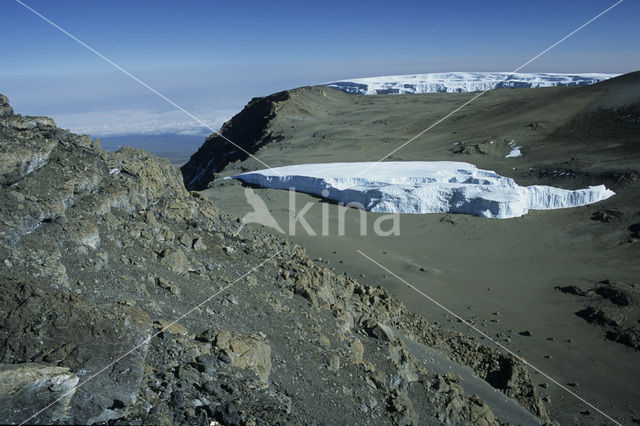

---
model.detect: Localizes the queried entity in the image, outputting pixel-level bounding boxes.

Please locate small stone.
[361,318,393,341]
[203,380,223,398]
[156,277,180,295]
[159,248,190,275]
[350,340,364,361]
[178,365,200,382]
[195,355,218,375]
[214,402,241,425]
[169,390,185,409]
[193,238,207,251]
[469,394,495,426]
[154,320,189,336]
[445,373,462,383]
[328,355,340,372]
[221,382,235,394]
[199,328,217,342]
[318,334,331,347]
[218,352,232,364]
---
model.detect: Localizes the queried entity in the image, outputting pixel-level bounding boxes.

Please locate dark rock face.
[0,94,13,117]
[0,363,78,424]
[0,93,551,424]
[590,208,624,223]
[180,85,342,191]
[180,90,292,190]
[556,279,639,350]
[0,278,151,423]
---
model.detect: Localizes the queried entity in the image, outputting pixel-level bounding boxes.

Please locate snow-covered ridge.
[325,72,618,95]
[229,162,614,219]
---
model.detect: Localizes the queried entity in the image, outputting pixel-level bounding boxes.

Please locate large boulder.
[0,278,151,424]
[0,363,79,424]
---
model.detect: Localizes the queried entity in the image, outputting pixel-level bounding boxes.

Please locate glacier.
[228,162,615,219]
[325,72,618,95]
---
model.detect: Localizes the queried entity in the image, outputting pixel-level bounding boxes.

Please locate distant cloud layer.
[51,108,234,137]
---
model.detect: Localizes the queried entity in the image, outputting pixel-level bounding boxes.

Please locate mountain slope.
[0,94,551,424]
[188,71,640,424]
[180,90,293,190]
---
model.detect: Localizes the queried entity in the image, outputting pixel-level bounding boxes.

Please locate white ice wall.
[229,162,615,219]
[326,72,618,95]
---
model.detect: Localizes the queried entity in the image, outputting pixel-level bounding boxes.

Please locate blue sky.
[1,0,638,140]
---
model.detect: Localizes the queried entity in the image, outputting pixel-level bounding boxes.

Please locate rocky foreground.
[0,93,551,425]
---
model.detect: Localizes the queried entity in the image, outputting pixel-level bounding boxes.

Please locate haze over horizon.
[2,0,639,141]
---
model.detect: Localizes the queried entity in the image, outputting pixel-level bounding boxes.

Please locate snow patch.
[326,72,618,95]
[505,140,522,158]
[229,162,614,219]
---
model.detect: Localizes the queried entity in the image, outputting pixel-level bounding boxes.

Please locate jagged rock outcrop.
[180,90,292,190]
[0,278,151,423]
[0,363,79,424]
[0,94,550,424]
[180,86,340,190]
[0,95,13,119]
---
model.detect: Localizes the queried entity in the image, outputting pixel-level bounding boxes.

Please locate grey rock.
[0,363,79,424]
[0,279,151,424]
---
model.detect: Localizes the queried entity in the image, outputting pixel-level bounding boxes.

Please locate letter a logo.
[235,187,284,235]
